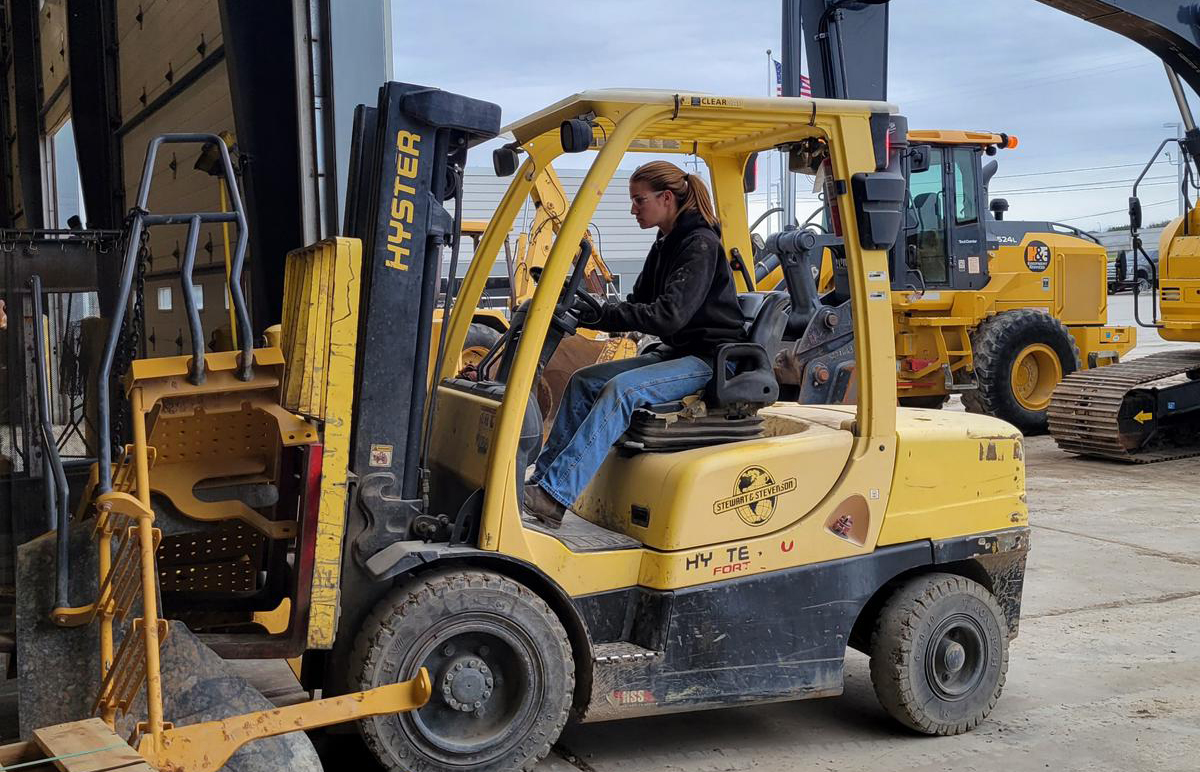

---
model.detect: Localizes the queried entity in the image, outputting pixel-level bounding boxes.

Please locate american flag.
[773,59,814,97]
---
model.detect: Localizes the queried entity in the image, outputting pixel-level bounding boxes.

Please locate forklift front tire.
[354,570,574,772]
[869,572,1008,736]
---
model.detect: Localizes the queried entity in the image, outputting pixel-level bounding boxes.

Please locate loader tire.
[898,394,949,409]
[459,322,502,376]
[869,572,1008,736]
[961,309,1079,434]
[354,569,574,772]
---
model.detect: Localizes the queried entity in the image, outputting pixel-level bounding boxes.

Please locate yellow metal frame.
[278,238,365,649]
[433,90,904,595]
[1158,211,1200,341]
[138,670,431,772]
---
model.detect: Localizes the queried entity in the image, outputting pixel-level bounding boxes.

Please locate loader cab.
[898,135,993,292]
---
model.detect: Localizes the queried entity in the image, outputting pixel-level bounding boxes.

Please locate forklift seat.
[708,292,789,405]
[621,291,790,452]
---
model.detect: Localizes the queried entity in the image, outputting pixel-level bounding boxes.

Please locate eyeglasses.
[630,191,667,207]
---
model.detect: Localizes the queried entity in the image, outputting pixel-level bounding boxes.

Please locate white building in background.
[456,168,656,292]
[455,161,819,292]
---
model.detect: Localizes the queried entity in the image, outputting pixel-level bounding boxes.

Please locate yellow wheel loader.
[435,167,637,424]
[753,130,1135,433]
[789,0,1198,458]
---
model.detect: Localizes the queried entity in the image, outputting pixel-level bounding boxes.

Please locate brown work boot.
[524,483,566,529]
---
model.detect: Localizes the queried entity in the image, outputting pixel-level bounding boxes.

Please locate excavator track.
[1048,350,1200,463]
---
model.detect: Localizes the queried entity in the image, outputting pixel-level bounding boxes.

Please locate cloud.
[392,0,1195,229]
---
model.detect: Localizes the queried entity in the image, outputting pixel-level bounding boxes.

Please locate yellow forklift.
[344,89,1027,769]
[20,87,1029,771]
[753,129,1135,433]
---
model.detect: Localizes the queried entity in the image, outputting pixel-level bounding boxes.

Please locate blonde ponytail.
[681,172,718,228]
[630,161,719,227]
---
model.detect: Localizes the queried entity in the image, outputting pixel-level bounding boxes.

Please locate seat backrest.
[738,291,791,357]
[913,191,942,232]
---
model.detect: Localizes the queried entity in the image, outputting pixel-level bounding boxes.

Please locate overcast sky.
[392,1,1194,232]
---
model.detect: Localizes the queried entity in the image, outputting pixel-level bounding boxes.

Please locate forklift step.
[522,513,640,552]
[594,642,662,664]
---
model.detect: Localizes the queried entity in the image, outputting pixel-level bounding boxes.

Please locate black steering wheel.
[554,239,592,313]
[530,240,603,325]
[479,239,600,381]
[559,241,606,326]
[571,287,604,325]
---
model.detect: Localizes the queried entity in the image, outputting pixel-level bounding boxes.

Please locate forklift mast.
[340,84,500,554]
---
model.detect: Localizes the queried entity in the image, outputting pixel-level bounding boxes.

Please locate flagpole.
[765,50,775,217]
[766,49,773,97]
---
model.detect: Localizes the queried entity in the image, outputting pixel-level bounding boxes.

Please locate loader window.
[952,148,978,224]
[907,147,948,284]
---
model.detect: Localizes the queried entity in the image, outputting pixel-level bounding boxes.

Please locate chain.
[109,216,150,455]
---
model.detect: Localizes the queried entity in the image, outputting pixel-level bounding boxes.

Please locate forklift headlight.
[493,146,520,177]
[560,119,594,153]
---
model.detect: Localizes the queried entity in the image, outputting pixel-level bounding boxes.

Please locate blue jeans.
[531,350,713,508]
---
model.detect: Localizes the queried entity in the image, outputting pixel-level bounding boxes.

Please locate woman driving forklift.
[524,160,745,527]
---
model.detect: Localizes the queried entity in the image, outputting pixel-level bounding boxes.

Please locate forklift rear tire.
[869,572,1008,736]
[962,309,1079,435]
[354,569,574,772]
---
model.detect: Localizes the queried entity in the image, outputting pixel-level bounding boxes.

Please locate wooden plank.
[32,718,155,772]
[0,740,41,768]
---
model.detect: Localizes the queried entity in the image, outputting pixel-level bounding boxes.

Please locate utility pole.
[1164,121,1185,217]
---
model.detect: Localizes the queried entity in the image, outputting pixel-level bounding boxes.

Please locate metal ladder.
[41,134,251,755]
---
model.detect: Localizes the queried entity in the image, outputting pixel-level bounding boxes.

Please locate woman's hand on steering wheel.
[570,289,604,326]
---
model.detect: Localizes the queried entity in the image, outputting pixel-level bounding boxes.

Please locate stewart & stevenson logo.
[713,466,797,526]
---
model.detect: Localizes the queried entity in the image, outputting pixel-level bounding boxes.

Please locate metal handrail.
[29,274,73,610]
[96,133,253,495]
[179,215,206,384]
[1130,137,1172,330]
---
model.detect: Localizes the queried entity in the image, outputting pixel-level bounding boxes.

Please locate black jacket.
[589,209,744,354]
